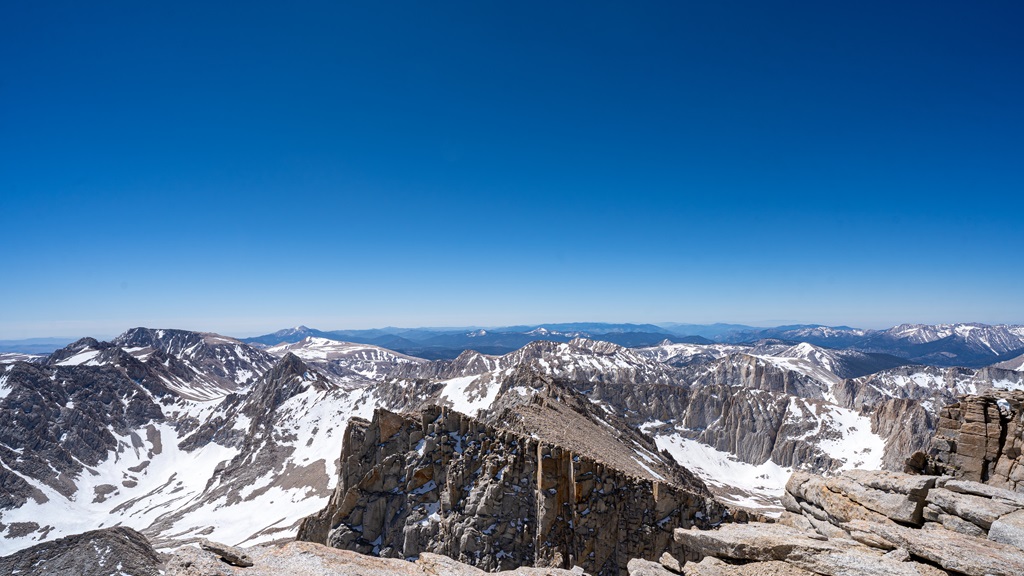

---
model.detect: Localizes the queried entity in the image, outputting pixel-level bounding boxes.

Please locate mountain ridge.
[3,323,1024,558]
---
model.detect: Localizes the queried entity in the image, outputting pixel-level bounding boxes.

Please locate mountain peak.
[275,352,311,377]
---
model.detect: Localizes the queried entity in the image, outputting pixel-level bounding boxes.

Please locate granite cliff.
[298,406,728,576]
[907,390,1024,491]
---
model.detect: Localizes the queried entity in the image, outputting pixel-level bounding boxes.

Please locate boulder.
[166,541,591,576]
[823,474,925,525]
[682,556,815,576]
[627,558,677,576]
[200,539,254,567]
[940,478,1024,506]
[988,508,1024,551]
[860,521,1024,576]
[674,523,936,576]
[658,551,682,573]
[925,487,1018,530]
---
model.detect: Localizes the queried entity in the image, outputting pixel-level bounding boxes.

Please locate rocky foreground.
[0,527,588,576]
[3,391,1023,575]
[5,466,1024,576]
[668,468,1024,576]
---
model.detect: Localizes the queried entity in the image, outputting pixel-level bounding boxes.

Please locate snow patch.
[438,375,500,416]
[816,405,885,471]
[655,434,791,510]
[993,379,1024,392]
[56,349,101,366]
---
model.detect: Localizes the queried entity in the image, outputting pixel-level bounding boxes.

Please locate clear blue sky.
[2,1,1022,339]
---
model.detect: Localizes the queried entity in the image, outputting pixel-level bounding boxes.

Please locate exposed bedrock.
[908,391,1024,492]
[299,406,728,576]
[675,466,1024,576]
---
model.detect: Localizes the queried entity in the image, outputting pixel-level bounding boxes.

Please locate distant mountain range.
[237,322,1024,368]
[4,322,1023,369]
[0,337,76,355]
[239,323,714,359]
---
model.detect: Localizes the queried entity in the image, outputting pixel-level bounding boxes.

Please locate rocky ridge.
[298,406,729,576]
[0,527,162,576]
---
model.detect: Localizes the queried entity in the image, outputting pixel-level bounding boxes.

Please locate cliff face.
[913,390,1024,491]
[298,406,728,576]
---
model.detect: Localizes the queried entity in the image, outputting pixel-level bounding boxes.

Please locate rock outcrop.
[299,406,728,576]
[0,526,590,576]
[671,468,1024,576]
[0,527,162,576]
[167,542,590,576]
[910,390,1024,491]
[671,467,1024,573]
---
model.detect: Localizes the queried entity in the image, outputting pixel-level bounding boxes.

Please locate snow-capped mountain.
[242,321,1024,368]
[755,341,909,380]
[710,325,875,347]
[112,327,276,391]
[243,323,704,359]
[42,328,276,400]
[635,341,750,367]
[4,323,1024,557]
[266,337,426,387]
[840,323,1024,367]
[240,325,342,347]
[884,323,1024,351]
[0,330,286,554]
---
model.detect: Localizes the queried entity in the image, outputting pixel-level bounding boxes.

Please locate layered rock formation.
[909,390,1024,491]
[299,406,728,576]
[672,467,1024,576]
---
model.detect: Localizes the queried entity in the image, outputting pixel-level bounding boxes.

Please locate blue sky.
[2,1,1022,339]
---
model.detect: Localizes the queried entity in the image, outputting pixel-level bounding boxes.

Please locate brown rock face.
[917,391,1024,491]
[298,406,728,576]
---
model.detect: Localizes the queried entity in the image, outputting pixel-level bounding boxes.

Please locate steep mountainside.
[0,331,296,553]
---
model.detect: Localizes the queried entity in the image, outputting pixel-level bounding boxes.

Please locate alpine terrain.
[1,322,1023,574]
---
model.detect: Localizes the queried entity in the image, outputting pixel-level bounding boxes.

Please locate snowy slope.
[635,341,750,367]
[654,433,791,510]
[267,337,425,386]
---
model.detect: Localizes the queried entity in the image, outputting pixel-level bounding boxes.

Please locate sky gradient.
[2,1,1023,339]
